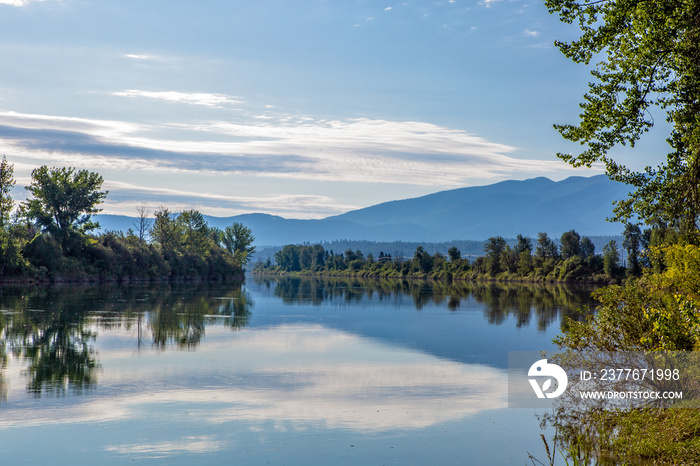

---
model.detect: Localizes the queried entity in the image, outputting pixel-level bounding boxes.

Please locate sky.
[0,0,671,219]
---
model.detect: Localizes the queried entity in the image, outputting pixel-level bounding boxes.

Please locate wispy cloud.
[100,181,359,218]
[0,0,48,6]
[0,110,591,192]
[112,90,243,108]
[124,53,162,60]
[524,29,539,37]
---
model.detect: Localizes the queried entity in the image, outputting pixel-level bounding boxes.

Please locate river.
[0,277,597,465]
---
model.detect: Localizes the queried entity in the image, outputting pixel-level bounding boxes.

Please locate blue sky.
[0,0,670,218]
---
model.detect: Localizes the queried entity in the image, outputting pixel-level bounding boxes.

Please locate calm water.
[0,277,597,465]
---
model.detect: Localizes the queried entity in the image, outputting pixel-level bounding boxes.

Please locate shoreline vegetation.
[252,228,648,285]
[0,158,255,283]
[532,0,700,460]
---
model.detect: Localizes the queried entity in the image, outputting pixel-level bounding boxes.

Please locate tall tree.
[177,210,211,257]
[546,0,700,231]
[221,223,256,265]
[580,236,596,259]
[134,204,151,243]
[560,230,582,259]
[151,207,181,252]
[514,234,532,254]
[413,246,433,273]
[23,166,107,249]
[603,240,620,278]
[623,222,643,276]
[0,156,15,229]
[535,232,559,261]
[275,244,300,271]
[484,236,507,275]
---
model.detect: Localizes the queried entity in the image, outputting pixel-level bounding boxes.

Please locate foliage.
[177,209,212,257]
[602,240,620,279]
[536,232,559,261]
[0,156,15,229]
[23,166,107,250]
[580,236,595,260]
[560,230,581,260]
[255,230,617,284]
[550,244,700,463]
[448,246,461,261]
[150,207,181,252]
[484,236,507,275]
[623,222,642,277]
[545,0,700,231]
[220,223,256,264]
[413,246,434,274]
[515,234,533,254]
[0,160,249,282]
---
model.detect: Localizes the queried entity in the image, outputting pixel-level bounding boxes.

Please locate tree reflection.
[1,287,101,397]
[254,276,597,330]
[0,280,252,399]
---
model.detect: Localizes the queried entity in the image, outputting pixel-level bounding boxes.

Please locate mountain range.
[96,174,630,246]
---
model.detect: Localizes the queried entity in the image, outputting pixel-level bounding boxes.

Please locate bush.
[23,234,64,273]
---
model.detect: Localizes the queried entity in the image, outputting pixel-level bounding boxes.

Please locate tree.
[514,234,532,254]
[603,240,620,279]
[221,223,256,265]
[134,204,151,243]
[275,244,300,271]
[517,250,534,275]
[484,236,507,275]
[0,156,15,229]
[23,166,107,249]
[312,244,326,268]
[499,245,518,274]
[413,246,433,274]
[448,246,461,262]
[560,230,582,259]
[150,207,181,252]
[177,209,211,257]
[535,232,559,261]
[299,247,313,269]
[623,222,643,276]
[580,236,596,259]
[546,0,700,231]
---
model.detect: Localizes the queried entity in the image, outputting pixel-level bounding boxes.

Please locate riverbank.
[251,267,617,286]
[254,239,628,286]
[0,273,246,286]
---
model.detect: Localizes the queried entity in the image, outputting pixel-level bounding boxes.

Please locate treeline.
[253,237,623,264]
[0,158,255,282]
[253,226,652,283]
[254,239,488,263]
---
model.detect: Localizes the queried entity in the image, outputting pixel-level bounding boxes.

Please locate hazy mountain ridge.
[96,175,629,246]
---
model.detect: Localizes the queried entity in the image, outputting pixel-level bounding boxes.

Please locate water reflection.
[253,276,597,331]
[0,324,507,433]
[0,281,251,398]
[0,278,587,464]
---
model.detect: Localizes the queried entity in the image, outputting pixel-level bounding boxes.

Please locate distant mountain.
[96,175,630,246]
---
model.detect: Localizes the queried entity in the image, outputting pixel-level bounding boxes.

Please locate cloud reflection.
[0,324,507,433]
[105,436,227,459]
